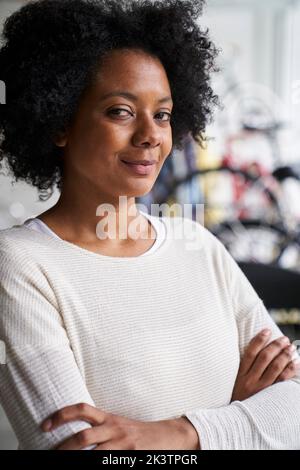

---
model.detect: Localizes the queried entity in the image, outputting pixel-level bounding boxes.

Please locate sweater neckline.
[21,212,173,262]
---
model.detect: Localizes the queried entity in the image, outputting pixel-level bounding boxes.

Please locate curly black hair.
[0,0,219,199]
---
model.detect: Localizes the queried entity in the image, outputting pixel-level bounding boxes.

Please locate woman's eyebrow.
[99,91,173,104]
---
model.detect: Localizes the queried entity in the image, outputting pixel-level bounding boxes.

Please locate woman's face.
[58,48,173,200]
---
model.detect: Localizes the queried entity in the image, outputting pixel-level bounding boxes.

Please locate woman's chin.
[122,182,156,198]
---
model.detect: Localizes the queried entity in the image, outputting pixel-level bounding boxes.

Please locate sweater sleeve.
[183,230,300,450]
[0,241,96,450]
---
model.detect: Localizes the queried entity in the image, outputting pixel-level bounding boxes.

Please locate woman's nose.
[132,117,162,148]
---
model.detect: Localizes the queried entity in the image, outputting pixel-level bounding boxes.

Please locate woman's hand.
[41,404,200,450]
[231,329,300,402]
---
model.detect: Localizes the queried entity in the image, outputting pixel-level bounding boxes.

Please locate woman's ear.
[55,130,68,147]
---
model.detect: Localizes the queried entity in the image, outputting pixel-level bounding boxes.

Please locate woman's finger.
[93,440,129,450]
[259,344,295,385]
[248,336,290,380]
[41,403,106,431]
[57,425,111,450]
[275,357,300,383]
[239,329,272,376]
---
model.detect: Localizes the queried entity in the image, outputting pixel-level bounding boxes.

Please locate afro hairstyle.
[0,0,219,199]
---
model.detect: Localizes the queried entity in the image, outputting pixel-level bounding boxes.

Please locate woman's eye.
[156,112,172,122]
[107,108,171,122]
[108,108,131,118]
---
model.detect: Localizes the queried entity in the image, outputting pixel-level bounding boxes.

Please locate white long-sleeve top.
[23,209,166,256]
[0,215,299,450]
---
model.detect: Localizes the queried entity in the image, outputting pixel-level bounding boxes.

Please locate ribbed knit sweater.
[0,216,299,450]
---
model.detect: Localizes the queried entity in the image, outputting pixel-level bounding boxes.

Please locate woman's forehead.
[96,49,167,79]
[90,50,172,99]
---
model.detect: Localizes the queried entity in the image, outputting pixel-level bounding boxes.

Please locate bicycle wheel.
[156,166,282,227]
[212,219,300,271]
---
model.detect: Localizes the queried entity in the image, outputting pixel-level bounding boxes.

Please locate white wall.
[203,0,300,164]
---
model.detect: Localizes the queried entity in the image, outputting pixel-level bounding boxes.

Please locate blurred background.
[1,0,300,449]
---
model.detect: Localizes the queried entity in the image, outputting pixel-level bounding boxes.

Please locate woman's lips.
[120,160,156,176]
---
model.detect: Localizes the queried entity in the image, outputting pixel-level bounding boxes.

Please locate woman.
[0,0,299,450]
